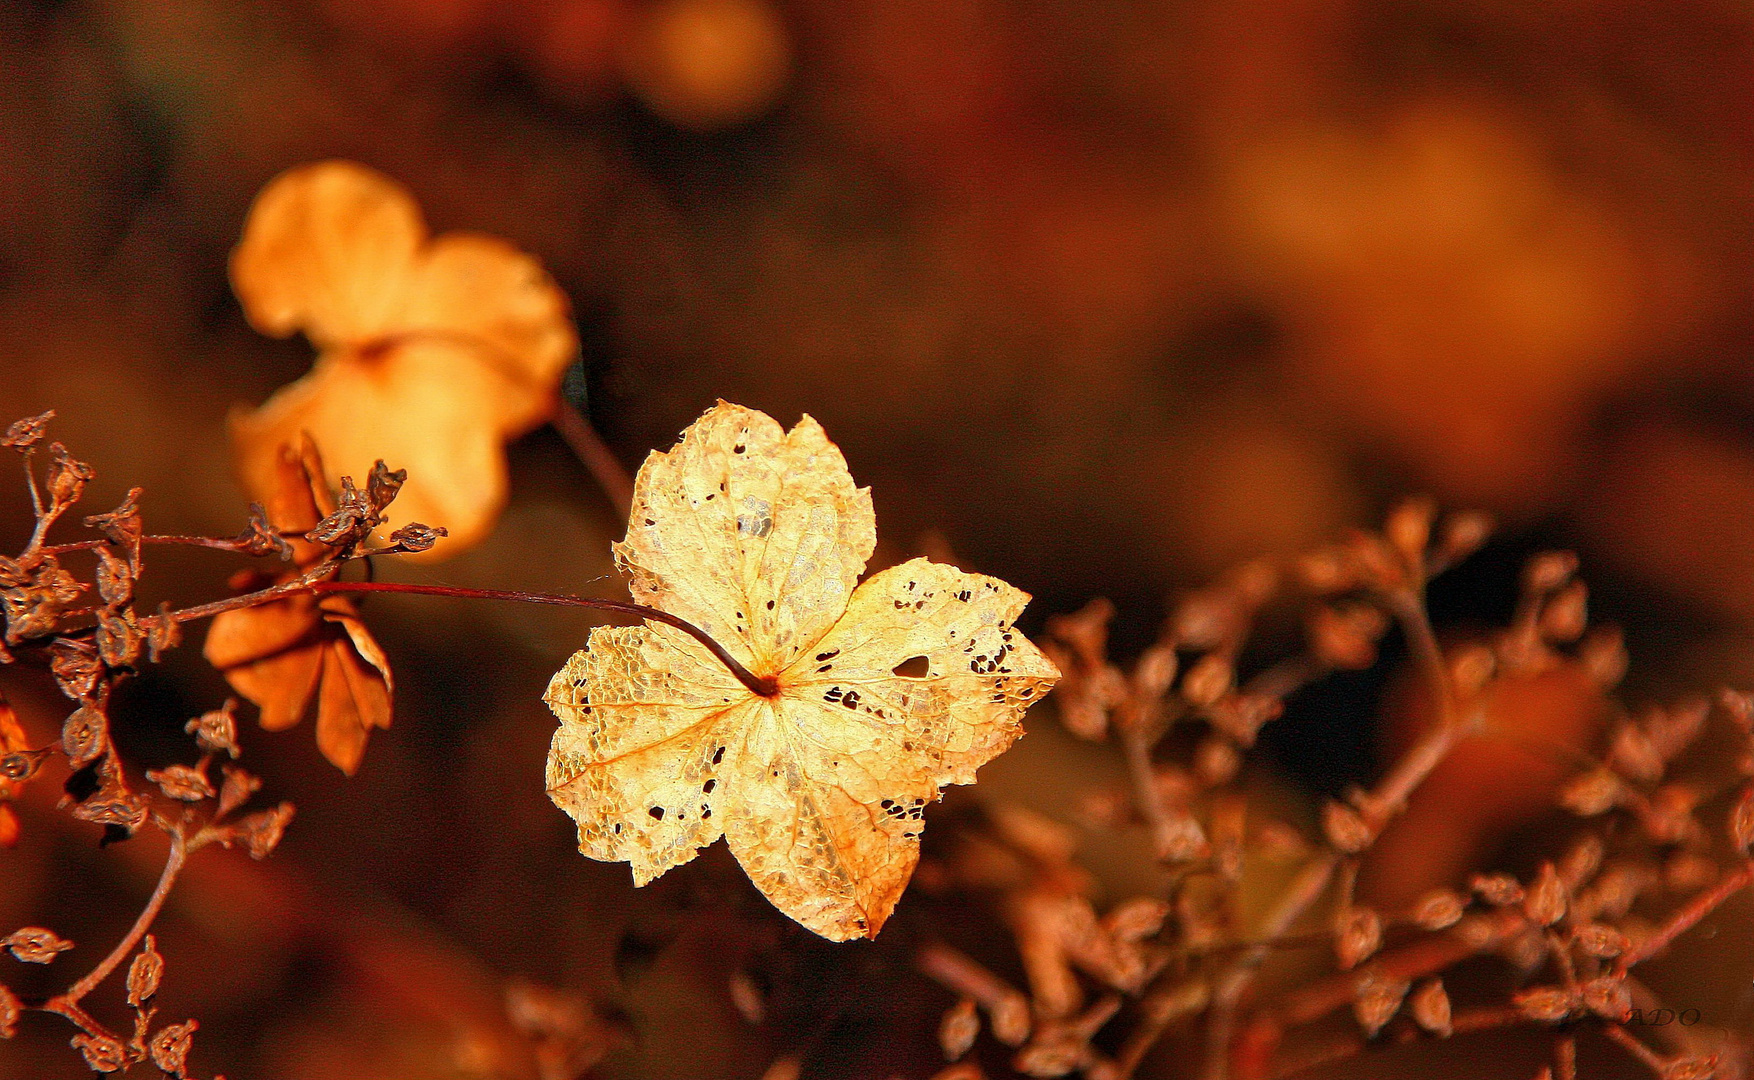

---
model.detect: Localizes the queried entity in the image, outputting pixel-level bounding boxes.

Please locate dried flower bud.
[1730,785,1754,854]
[1127,644,1176,703]
[1384,497,1436,568]
[127,935,164,1008]
[1181,655,1233,708]
[72,1031,127,1073]
[1502,928,1548,974]
[236,503,293,559]
[1539,581,1588,643]
[1523,552,1578,595]
[70,783,149,834]
[149,1019,197,1075]
[940,998,980,1060]
[147,763,215,802]
[1352,972,1409,1037]
[44,443,94,508]
[0,981,18,1038]
[1469,873,1524,906]
[1171,592,1233,650]
[1572,923,1629,958]
[1205,694,1281,746]
[1643,785,1700,845]
[1335,907,1383,970]
[1524,863,1567,927]
[1409,979,1452,1037]
[1557,835,1604,888]
[1448,644,1496,694]
[1307,604,1386,670]
[1663,1056,1720,1080]
[1436,512,1492,564]
[1513,986,1578,1023]
[1579,627,1628,688]
[1575,864,1650,922]
[1192,737,1240,787]
[1650,699,1710,761]
[1410,889,1466,930]
[143,606,182,664]
[1581,976,1632,1021]
[1323,802,1372,854]
[84,488,143,555]
[1,411,53,449]
[186,701,240,758]
[1721,690,1754,734]
[1297,547,1356,593]
[1151,812,1209,863]
[387,522,447,553]
[989,992,1031,1047]
[1559,769,1624,816]
[4,926,74,963]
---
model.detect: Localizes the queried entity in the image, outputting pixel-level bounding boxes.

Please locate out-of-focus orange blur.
[1,0,1749,1077]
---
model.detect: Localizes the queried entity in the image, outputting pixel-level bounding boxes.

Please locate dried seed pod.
[1307,604,1387,670]
[940,998,980,1060]
[1448,644,1496,694]
[1579,627,1628,688]
[148,1019,197,1075]
[1731,784,1754,853]
[1323,802,1372,854]
[147,763,215,802]
[1184,737,1235,789]
[1572,923,1629,958]
[1132,643,1178,700]
[1513,986,1578,1023]
[1524,863,1567,927]
[1384,497,1436,568]
[1,411,53,449]
[1609,722,1665,784]
[126,935,163,1007]
[1581,976,1632,1021]
[1557,834,1604,888]
[185,701,241,758]
[1335,907,1383,970]
[1409,979,1452,1037]
[1469,873,1525,907]
[1436,512,1492,565]
[1523,552,1578,595]
[1410,889,1466,930]
[1538,581,1588,643]
[3,927,74,963]
[1102,898,1170,943]
[1181,654,1233,708]
[1352,971,1410,1037]
[71,1031,126,1073]
[1662,1056,1720,1080]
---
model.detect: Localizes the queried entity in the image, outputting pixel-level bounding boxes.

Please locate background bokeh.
[1,0,1750,1077]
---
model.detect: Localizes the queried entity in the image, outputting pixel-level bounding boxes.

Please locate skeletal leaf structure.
[545,403,1060,940]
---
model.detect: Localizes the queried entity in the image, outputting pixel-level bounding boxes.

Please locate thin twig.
[1603,1023,1671,1078]
[49,827,187,1007]
[554,398,634,520]
[307,580,778,698]
[1618,859,1754,971]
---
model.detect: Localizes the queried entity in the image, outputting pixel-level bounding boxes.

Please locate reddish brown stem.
[554,398,634,520]
[1619,858,1754,971]
[307,580,779,698]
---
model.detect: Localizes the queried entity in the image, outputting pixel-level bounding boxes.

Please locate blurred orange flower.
[230,160,578,554]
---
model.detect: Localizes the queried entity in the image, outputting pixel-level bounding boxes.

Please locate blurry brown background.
[1,0,1750,1077]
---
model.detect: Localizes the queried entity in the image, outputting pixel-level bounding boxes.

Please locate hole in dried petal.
[892,656,930,678]
[648,806,665,821]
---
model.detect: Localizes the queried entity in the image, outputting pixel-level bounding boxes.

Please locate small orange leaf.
[203,441,393,774]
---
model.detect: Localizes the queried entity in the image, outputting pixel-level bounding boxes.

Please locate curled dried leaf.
[127,934,164,1007]
[4,926,74,963]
